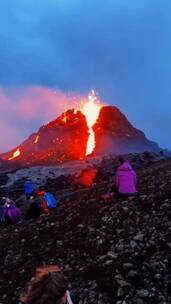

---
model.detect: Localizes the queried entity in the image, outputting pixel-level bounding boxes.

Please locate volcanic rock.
[93,106,159,155]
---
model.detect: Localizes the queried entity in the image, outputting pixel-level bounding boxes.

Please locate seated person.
[25,189,57,219]
[1,197,21,225]
[114,157,137,197]
[36,189,58,214]
[24,196,43,220]
[24,178,34,199]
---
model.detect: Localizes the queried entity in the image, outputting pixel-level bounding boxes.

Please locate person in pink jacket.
[115,157,137,197]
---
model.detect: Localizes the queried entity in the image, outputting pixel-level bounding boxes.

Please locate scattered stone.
[137,289,150,298]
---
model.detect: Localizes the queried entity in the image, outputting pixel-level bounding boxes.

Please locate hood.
[118,161,133,172]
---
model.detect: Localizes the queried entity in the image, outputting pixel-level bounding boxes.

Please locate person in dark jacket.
[19,265,73,304]
[24,195,43,220]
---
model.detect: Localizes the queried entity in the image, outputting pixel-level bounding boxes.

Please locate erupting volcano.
[0,91,160,167]
[82,90,101,155]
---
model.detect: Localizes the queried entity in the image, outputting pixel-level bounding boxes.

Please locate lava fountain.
[82,90,101,155]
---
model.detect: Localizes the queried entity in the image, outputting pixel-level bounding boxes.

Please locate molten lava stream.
[82,91,101,155]
[8,148,21,160]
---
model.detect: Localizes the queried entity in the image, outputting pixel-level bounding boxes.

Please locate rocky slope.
[93,106,159,155]
[0,153,170,304]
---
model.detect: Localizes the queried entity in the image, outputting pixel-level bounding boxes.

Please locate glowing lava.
[34,135,39,144]
[8,148,21,160]
[61,113,68,123]
[82,90,101,155]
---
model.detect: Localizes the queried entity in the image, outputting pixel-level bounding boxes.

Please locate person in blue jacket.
[24,178,34,199]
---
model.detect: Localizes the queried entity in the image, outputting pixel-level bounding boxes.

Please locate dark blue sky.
[0,0,171,151]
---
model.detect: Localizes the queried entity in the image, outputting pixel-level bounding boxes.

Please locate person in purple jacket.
[115,157,137,197]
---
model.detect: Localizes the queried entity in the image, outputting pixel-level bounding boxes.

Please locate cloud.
[0,86,83,152]
[0,121,21,153]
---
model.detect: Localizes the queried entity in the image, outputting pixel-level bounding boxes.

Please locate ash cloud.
[0,0,171,150]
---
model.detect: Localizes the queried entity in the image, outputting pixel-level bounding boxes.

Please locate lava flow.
[34,135,39,144]
[8,148,21,160]
[82,90,101,155]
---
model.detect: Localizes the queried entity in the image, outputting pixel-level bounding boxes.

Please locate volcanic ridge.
[0,104,159,168]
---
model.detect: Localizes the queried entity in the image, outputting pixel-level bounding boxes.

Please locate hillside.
[94,106,159,155]
[0,155,171,303]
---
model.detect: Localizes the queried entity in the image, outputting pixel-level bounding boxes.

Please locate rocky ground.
[0,152,171,304]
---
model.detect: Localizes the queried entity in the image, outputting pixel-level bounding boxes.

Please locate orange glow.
[82,90,101,155]
[78,168,97,187]
[34,135,39,144]
[61,113,68,123]
[62,116,67,123]
[8,148,21,160]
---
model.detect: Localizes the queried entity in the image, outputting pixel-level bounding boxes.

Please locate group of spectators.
[0,180,57,225]
[0,157,138,303]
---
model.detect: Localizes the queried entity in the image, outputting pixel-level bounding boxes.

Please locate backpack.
[0,206,6,224]
[45,192,57,209]
[6,204,21,224]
